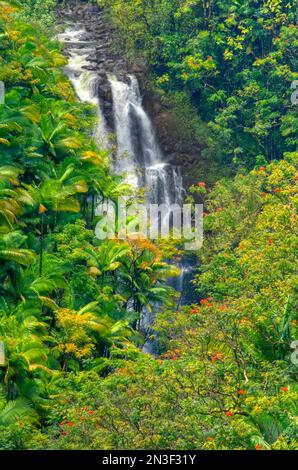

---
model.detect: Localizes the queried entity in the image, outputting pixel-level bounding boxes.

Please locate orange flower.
[280,387,288,392]
[219,305,228,311]
[237,389,245,395]
[190,307,199,315]
[87,410,94,415]
[211,353,222,363]
[259,166,266,171]
[255,444,262,450]
[38,204,47,214]
[268,238,273,245]
[225,411,233,417]
[198,182,206,187]
[273,187,280,193]
[67,421,74,427]
[206,437,214,441]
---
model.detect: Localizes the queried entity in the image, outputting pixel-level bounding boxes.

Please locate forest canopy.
[0,0,297,451]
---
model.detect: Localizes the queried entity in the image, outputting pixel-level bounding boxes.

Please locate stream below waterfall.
[58,6,197,353]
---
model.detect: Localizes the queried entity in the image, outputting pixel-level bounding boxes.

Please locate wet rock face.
[153,110,203,188]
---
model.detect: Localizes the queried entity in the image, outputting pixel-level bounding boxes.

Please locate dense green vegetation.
[0,0,176,448]
[101,0,298,171]
[0,0,297,451]
[19,0,57,26]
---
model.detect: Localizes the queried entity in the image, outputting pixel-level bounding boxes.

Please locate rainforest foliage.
[101,0,298,171]
[0,0,297,451]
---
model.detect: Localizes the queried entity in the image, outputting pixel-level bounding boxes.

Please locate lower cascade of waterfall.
[59,20,191,355]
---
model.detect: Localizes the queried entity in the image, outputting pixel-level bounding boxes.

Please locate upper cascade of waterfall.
[58,27,108,148]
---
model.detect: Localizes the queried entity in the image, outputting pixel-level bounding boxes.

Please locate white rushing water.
[58,27,108,148]
[109,75,184,207]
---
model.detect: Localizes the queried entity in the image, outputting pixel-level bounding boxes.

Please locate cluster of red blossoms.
[200,297,213,308]
[59,408,96,436]
[190,306,200,315]
[189,298,213,314]
[211,352,223,363]
[161,348,181,361]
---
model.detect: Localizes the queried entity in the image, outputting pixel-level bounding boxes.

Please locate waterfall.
[107,77,139,187]
[59,21,189,355]
[109,75,184,208]
[59,26,184,216]
[108,75,186,353]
